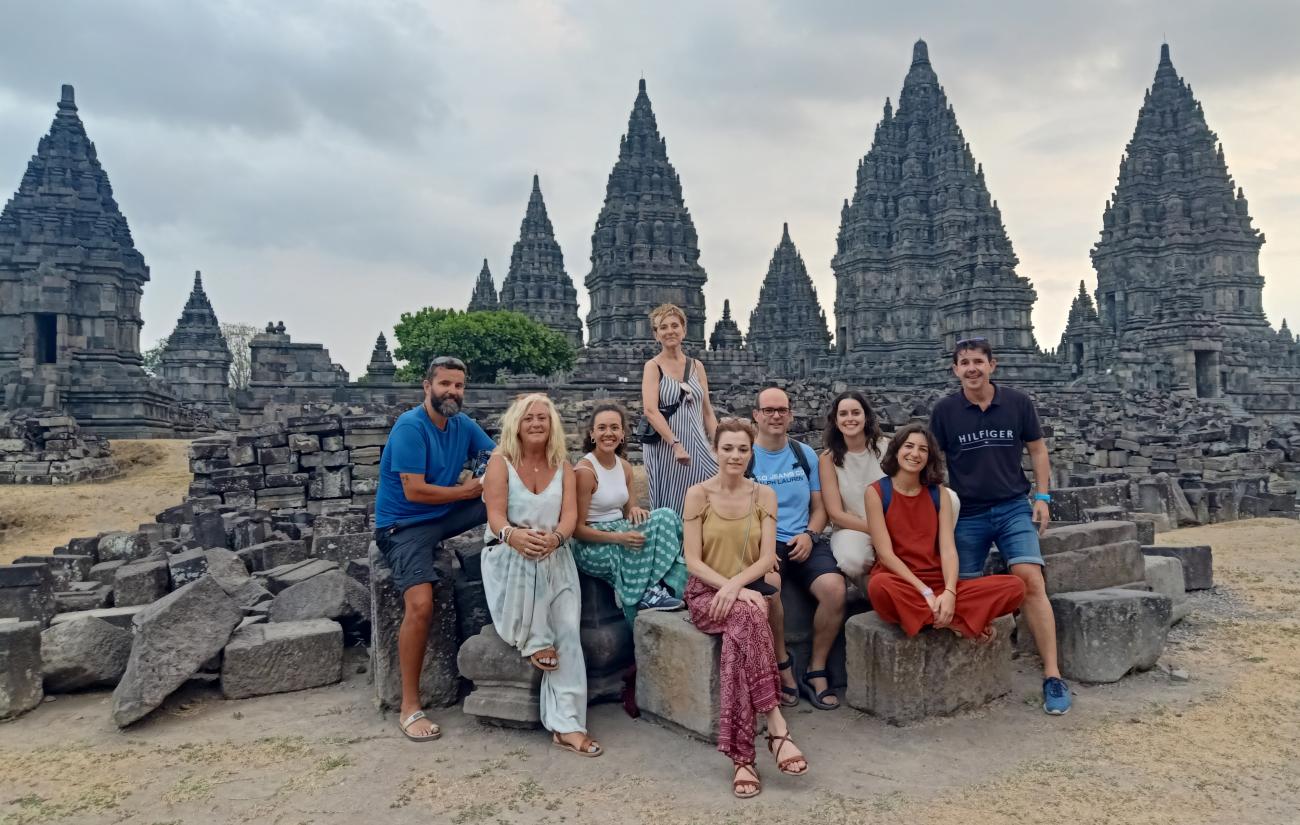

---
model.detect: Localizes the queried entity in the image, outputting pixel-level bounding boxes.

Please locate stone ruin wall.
[0,410,118,484]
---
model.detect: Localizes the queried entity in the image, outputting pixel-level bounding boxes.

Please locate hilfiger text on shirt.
[957,429,1016,445]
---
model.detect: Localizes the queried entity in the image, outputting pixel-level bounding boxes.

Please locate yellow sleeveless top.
[697,484,771,578]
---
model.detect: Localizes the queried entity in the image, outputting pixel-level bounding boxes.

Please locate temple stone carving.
[0,86,182,436]
[747,224,831,377]
[584,79,708,356]
[832,41,1051,384]
[158,271,235,426]
[466,259,499,313]
[1066,43,1300,400]
[497,176,583,347]
[708,300,744,351]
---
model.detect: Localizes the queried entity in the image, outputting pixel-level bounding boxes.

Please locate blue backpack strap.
[929,484,941,512]
[878,477,893,515]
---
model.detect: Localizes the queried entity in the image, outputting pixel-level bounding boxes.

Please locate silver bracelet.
[500,525,514,545]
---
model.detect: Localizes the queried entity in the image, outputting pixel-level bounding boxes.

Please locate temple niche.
[0,85,190,436]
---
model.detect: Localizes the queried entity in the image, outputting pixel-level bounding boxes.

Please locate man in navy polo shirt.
[930,339,1071,715]
[374,355,495,741]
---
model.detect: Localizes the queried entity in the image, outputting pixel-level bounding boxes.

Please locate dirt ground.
[1,451,1298,823]
[0,440,192,563]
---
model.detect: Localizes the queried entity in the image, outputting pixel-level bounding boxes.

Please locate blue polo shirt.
[750,440,821,543]
[375,407,495,528]
[929,383,1042,515]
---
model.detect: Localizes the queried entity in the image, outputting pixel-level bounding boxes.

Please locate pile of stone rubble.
[0,410,117,485]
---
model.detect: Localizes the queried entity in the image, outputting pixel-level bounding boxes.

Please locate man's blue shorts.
[373,499,486,593]
[953,496,1044,580]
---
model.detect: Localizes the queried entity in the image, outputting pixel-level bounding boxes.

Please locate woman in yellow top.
[681,418,809,799]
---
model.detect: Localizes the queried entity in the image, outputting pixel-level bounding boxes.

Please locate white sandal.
[399,710,441,742]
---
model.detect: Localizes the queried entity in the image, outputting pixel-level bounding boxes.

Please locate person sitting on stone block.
[821,390,961,588]
[481,393,602,758]
[570,402,688,624]
[929,337,1072,715]
[749,386,846,710]
[864,423,1025,642]
[373,355,495,742]
[681,417,808,799]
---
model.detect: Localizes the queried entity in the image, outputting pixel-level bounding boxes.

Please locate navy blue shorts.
[373,499,486,593]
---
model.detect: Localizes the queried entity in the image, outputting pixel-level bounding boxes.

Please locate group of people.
[372,303,1072,799]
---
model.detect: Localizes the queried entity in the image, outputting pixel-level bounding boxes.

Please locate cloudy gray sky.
[2,1,1297,375]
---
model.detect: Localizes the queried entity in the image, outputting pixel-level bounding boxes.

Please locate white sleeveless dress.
[481,462,587,734]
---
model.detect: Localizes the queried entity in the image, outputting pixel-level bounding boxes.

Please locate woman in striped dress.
[639,303,718,514]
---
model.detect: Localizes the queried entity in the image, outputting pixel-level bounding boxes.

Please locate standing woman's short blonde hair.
[497,393,569,468]
[649,303,687,331]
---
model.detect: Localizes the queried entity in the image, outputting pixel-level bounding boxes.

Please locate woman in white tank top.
[570,403,687,625]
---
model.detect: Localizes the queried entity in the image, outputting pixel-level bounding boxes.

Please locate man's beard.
[431,392,462,417]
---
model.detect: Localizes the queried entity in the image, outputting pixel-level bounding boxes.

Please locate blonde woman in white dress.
[482,393,602,757]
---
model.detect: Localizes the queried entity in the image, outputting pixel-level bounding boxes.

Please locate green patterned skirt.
[570,507,688,626]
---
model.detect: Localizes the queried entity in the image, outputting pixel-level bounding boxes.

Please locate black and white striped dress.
[644,360,718,514]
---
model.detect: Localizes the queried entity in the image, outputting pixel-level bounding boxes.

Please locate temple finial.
[912,39,929,66]
[60,84,75,107]
[638,77,646,93]
[782,222,791,243]
[1160,42,1171,65]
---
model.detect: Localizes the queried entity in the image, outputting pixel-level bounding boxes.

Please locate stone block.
[0,564,56,625]
[288,433,319,453]
[258,559,338,594]
[65,536,101,563]
[370,541,459,710]
[14,554,92,590]
[86,560,120,589]
[286,414,341,435]
[269,569,369,624]
[167,548,210,588]
[49,604,147,629]
[457,624,543,728]
[112,576,243,727]
[1038,521,1137,556]
[114,559,170,606]
[237,539,307,572]
[634,611,720,741]
[205,466,265,493]
[191,511,229,550]
[256,488,307,510]
[1141,546,1213,590]
[257,447,292,466]
[203,548,250,587]
[97,531,152,563]
[845,613,1014,725]
[308,467,351,499]
[321,435,344,451]
[40,616,132,691]
[54,583,113,612]
[310,532,372,565]
[579,574,634,702]
[1143,555,1187,609]
[1042,540,1147,595]
[1051,589,1171,683]
[221,619,344,699]
[300,450,350,469]
[0,621,43,718]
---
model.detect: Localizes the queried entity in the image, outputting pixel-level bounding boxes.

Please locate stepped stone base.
[456,623,543,728]
[1142,546,1213,590]
[845,612,1014,725]
[633,611,720,743]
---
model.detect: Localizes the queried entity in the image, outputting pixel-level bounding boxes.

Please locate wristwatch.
[804,529,818,542]
[1033,493,1052,502]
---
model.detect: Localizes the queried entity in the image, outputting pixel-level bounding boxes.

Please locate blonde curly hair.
[497,393,568,468]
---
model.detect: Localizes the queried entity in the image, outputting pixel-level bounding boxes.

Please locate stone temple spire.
[747,224,830,376]
[832,40,1041,378]
[498,175,583,348]
[584,78,707,351]
[363,332,397,383]
[708,299,744,351]
[1093,42,1268,345]
[0,84,179,434]
[158,270,235,422]
[467,258,499,312]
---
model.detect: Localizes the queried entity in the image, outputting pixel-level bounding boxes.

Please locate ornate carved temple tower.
[498,176,583,348]
[0,85,177,435]
[1089,44,1286,396]
[708,299,744,351]
[467,259,499,313]
[584,79,707,354]
[158,270,235,424]
[832,41,1045,382]
[746,224,831,377]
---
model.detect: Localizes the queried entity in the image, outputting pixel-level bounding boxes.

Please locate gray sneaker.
[636,584,684,612]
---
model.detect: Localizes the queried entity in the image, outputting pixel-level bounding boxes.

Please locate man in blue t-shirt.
[373,355,495,741]
[750,386,846,711]
[930,338,1071,716]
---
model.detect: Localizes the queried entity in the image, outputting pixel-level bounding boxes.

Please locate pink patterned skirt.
[684,576,781,763]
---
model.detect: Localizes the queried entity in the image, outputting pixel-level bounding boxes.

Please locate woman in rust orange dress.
[864,423,1024,640]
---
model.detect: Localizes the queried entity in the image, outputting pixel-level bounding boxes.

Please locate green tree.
[393,308,575,383]
[141,338,166,376]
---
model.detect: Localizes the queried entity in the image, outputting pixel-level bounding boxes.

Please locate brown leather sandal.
[529,647,559,671]
[733,762,761,798]
[551,732,603,758]
[765,731,809,776]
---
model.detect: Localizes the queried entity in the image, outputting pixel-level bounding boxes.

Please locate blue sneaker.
[1043,677,1072,715]
[636,584,684,612]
